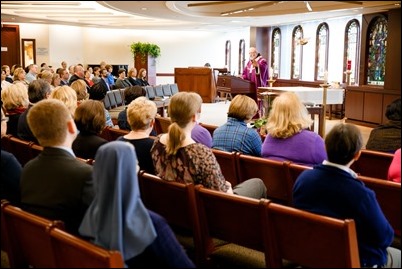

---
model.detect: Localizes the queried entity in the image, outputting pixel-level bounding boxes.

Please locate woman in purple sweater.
[261,91,327,166]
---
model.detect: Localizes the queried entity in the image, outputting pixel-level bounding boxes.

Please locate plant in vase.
[251,117,268,135]
[130,42,161,62]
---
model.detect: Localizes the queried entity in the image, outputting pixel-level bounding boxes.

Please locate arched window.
[238,39,245,75]
[225,40,231,72]
[344,19,360,84]
[367,16,387,86]
[271,28,281,78]
[291,25,303,79]
[315,23,329,81]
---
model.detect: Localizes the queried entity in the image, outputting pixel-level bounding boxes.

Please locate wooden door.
[1,24,20,67]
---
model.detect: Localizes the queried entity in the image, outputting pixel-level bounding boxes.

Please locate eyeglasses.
[2,117,9,123]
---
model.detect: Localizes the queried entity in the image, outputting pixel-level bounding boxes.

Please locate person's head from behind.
[50,85,78,116]
[124,85,146,104]
[228,95,258,122]
[1,83,29,111]
[325,123,363,166]
[70,79,89,103]
[266,91,313,138]
[385,98,401,121]
[74,100,106,135]
[27,99,76,147]
[28,79,51,104]
[127,96,157,132]
[167,91,202,155]
[88,82,107,101]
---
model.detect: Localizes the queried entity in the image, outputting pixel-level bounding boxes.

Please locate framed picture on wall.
[21,39,36,68]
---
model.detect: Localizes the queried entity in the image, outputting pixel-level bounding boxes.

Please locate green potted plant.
[130,42,161,60]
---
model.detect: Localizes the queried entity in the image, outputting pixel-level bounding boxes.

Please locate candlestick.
[269,67,274,80]
[319,82,330,137]
[347,60,352,71]
[323,71,328,84]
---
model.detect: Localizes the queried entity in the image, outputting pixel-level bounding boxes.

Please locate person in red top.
[388,148,401,183]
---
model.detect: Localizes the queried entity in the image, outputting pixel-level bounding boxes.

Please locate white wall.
[18,23,249,85]
[18,14,361,85]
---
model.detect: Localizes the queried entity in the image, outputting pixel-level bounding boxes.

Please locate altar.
[257,86,345,138]
[257,86,344,105]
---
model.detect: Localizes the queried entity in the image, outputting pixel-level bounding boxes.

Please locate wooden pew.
[154,116,171,134]
[265,202,360,268]
[211,148,239,187]
[1,200,65,268]
[49,228,124,268]
[235,154,293,205]
[359,175,401,238]
[351,149,394,180]
[195,185,270,268]
[137,171,202,266]
[99,126,129,141]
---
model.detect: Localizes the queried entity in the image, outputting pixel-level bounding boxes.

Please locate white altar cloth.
[258,86,344,105]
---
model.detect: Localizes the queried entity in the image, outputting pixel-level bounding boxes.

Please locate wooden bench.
[1,200,65,268]
[195,185,270,268]
[49,227,124,268]
[351,149,394,180]
[265,202,360,268]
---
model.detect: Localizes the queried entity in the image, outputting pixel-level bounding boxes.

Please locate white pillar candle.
[323,71,328,84]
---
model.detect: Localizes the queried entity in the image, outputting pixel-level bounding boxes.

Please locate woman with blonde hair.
[12,67,29,88]
[262,91,326,166]
[1,83,30,136]
[70,79,89,105]
[50,85,78,116]
[212,94,262,156]
[151,91,266,199]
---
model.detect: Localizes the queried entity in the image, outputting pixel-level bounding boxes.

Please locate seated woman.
[261,91,327,166]
[212,94,262,156]
[72,100,108,160]
[79,141,195,268]
[117,97,157,174]
[366,98,401,153]
[117,85,146,130]
[137,68,150,86]
[70,79,90,106]
[1,83,29,137]
[151,91,266,199]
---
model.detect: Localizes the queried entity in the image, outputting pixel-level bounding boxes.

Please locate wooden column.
[134,54,156,86]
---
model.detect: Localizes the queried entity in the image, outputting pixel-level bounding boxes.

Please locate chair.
[112,89,124,106]
[154,116,172,134]
[162,84,172,96]
[106,91,117,108]
[265,202,360,268]
[211,149,239,187]
[195,185,270,268]
[359,175,401,237]
[49,227,124,268]
[169,83,179,95]
[154,85,164,99]
[138,171,202,266]
[351,149,394,180]
[102,92,112,110]
[236,154,293,205]
[1,200,65,268]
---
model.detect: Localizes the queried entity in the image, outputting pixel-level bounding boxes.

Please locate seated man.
[20,99,94,235]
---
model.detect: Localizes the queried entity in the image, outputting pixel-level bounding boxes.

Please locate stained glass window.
[344,19,360,85]
[315,23,329,81]
[367,16,387,86]
[291,25,303,79]
[225,40,231,72]
[238,39,245,75]
[271,28,281,78]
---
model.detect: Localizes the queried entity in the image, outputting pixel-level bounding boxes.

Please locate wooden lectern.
[174,67,216,103]
[216,75,257,102]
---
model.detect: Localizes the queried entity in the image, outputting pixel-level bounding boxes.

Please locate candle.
[323,71,328,84]
[269,68,274,79]
[347,60,352,70]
